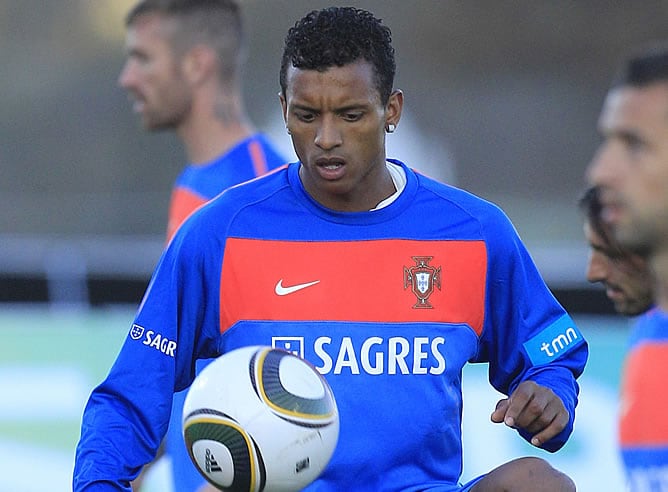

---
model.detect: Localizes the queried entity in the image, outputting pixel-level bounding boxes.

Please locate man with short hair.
[587,42,668,491]
[75,7,587,491]
[119,0,285,242]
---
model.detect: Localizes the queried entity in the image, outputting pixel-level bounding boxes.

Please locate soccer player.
[118,0,285,243]
[587,43,668,491]
[578,185,653,316]
[117,1,285,490]
[75,7,588,491]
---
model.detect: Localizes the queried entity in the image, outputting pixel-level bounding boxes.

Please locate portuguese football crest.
[403,256,441,309]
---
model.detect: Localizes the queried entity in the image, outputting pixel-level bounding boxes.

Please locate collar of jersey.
[287,158,418,225]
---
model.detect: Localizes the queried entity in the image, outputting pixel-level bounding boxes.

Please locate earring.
[286,127,292,135]
[385,124,396,133]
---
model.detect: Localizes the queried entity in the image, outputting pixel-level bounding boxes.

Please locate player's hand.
[490,380,569,447]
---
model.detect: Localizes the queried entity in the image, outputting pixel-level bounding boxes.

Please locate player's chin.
[615,301,645,317]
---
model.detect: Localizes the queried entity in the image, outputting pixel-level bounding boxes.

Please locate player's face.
[587,82,668,256]
[118,13,192,131]
[583,221,653,315]
[280,60,402,211]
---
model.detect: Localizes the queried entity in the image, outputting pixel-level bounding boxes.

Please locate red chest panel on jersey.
[219,238,487,336]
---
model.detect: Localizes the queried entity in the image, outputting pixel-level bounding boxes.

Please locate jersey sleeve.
[73,220,223,491]
[475,205,588,452]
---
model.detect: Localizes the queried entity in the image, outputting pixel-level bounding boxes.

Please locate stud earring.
[385,124,396,133]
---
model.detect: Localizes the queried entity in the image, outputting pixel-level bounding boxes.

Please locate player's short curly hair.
[279,7,396,105]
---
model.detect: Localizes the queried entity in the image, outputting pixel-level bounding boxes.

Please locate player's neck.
[179,114,255,165]
[178,89,256,164]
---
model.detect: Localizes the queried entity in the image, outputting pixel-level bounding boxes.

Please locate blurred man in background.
[587,42,668,491]
[119,0,285,242]
[118,1,285,490]
[578,185,653,317]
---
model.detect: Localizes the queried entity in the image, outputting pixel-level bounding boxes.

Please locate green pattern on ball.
[184,417,257,492]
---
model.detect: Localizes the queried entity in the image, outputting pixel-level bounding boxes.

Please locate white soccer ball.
[182,346,339,492]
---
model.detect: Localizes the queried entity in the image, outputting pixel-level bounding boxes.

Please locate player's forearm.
[73,387,161,491]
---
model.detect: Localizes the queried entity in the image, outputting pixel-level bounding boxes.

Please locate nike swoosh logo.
[275,279,320,296]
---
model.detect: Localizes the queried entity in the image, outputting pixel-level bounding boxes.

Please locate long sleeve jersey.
[619,307,668,491]
[74,160,588,491]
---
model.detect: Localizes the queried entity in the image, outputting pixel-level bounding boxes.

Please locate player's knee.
[475,457,576,492]
[511,457,575,491]
[527,457,574,491]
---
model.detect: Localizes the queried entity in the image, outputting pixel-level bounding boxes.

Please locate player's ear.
[384,89,403,131]
[183,45,216,85]
[279,91,288,126]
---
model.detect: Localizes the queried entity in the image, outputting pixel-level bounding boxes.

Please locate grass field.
[0,307,629,491]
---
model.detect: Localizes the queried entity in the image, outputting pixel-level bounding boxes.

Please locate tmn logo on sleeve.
[523,315,584,365]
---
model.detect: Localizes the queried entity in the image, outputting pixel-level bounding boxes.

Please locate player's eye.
[295,111,315,123]
[128,49,150,64]
[341,112,363,122]
[610,252,631,264]
[623,133,646,157]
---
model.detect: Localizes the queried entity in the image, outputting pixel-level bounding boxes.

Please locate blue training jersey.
[619,307,668,491]
[167,133,286,242]
[74,160,588,491]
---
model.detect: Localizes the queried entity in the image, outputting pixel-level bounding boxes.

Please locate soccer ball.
[182,346,339,492]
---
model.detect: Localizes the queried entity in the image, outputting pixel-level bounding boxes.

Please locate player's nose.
[585,252,608,284]
[586,142,625,189]
[314,117,342,150]
[118,61,136,89]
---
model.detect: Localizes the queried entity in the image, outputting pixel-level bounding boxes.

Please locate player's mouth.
[127,92,146,114]
[314,157,345,180]
[132,98,147,114]
[597,189,624,226]
[605,285,625,302]
[602,202,621,223]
